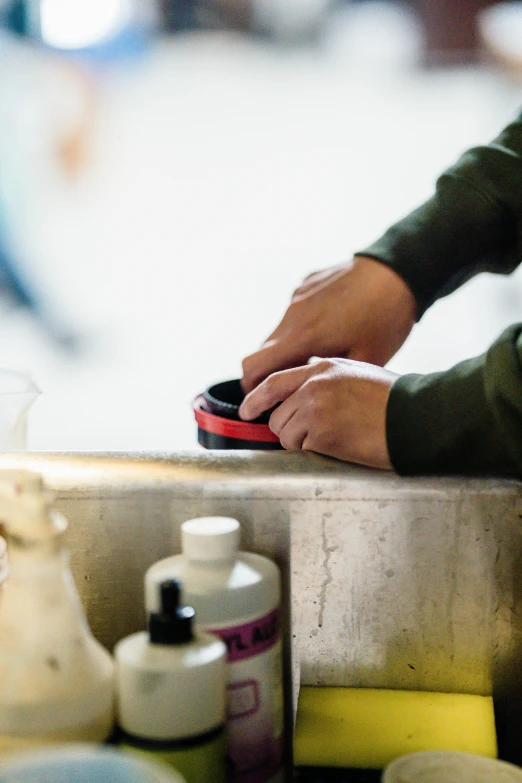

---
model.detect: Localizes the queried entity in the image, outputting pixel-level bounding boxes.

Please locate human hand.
[241,256,416,393]
[239,358,398,469]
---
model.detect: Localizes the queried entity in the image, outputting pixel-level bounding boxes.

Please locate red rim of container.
[193,395,280,443]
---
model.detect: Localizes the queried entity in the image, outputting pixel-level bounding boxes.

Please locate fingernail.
[238,402,251,420]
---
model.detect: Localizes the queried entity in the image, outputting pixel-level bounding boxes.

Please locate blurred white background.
[1,0,522,451]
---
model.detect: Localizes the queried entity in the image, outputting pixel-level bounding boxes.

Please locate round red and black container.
[194,379,282,450]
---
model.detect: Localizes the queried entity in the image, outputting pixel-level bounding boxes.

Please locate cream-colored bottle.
[115,579,227,783]
[0,470,115,757]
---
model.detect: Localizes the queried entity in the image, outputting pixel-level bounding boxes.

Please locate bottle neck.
[8,531,64,564]
[6,510,67,567]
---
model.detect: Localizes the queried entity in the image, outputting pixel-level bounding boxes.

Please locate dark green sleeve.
[387,325,522,476]
[356,111,522,317]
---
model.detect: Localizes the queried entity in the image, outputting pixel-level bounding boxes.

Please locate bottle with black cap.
[115,579,228,783]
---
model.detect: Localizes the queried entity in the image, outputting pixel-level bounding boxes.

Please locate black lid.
[203,379,274,425]
[149,580,195,645]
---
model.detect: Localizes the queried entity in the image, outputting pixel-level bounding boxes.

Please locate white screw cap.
[181,517,240,561]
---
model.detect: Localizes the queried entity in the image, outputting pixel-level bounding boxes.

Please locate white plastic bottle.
[145,517,284,783]
[0,470,115,757]
[115,579,227,783]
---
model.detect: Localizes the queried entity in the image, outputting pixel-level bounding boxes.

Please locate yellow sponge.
[293,687,497,770]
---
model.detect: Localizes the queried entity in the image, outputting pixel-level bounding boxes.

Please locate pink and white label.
[206,608,284,783]
[217,608,280,663]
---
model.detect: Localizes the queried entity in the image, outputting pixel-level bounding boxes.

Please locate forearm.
[387,324,522,476]
[357,111,522,317]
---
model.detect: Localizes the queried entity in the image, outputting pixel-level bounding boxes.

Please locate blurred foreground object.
[0,15,102,349]
[0,745,186,783]
[479,2,522,78]
[0,0,159,350]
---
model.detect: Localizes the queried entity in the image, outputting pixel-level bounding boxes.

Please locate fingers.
[240,341,281,394]
[274,409,309,451]
[241,263,356,392]
[239,364,314,421]
[267,395,310,451]
[241,339,312,394]
[240,357,394,469]
[268,394,299,438]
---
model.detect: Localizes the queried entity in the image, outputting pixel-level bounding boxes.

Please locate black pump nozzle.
[149,579,195,645]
